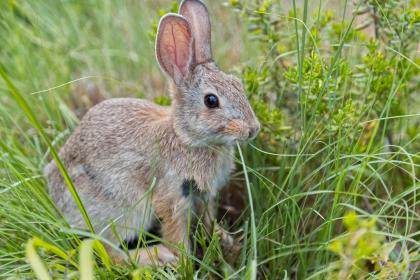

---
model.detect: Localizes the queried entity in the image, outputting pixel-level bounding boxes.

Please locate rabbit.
[44,0,260,266]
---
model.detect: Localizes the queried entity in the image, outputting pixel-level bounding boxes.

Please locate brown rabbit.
[44,0,260,265]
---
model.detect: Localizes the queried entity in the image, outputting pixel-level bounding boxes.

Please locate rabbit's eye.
[204,94,219,108]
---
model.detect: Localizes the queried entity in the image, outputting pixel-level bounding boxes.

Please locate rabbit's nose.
[248,122,261,140]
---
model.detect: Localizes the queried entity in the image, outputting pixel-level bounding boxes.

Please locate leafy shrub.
[226,0,418,278]
[328,212,409,279]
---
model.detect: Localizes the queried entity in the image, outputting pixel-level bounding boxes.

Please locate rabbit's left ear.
[179,0,212,65]
[156,14,193,85]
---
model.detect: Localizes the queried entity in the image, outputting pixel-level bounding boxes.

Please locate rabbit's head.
[156,0,260,147]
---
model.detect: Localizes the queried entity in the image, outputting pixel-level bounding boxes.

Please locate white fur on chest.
[208,154,234,194]
[165,147,234,194]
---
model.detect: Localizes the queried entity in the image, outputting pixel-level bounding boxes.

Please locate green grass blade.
[237,142,257,280]
[79,239,111,280]
[0,64,95,233]
[25,238,53,280]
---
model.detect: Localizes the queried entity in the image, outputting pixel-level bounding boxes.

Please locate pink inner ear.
[179,0,212,64]
[156,15,193,82]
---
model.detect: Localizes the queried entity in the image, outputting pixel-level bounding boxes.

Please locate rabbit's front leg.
[153,190,191,256]
[114,192,190,266]
[202,194,242,262]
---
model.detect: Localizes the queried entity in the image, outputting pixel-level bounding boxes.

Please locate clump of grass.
[0,0,418,279]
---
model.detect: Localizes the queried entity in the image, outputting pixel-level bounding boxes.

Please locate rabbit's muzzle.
[224,119,260,141]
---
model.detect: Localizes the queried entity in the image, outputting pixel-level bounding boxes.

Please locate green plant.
[328,212,411,279]
[226,0,418,278]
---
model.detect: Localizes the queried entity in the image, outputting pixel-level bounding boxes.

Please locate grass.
[0,0,419,279]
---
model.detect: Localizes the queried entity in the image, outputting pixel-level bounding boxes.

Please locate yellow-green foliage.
[328,212,411,279]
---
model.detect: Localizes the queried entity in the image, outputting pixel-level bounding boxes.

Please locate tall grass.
[0,0,418,279]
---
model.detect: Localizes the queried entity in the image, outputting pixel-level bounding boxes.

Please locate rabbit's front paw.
[215,225,242,263]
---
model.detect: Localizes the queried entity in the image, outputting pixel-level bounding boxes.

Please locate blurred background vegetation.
[0,0,418,279]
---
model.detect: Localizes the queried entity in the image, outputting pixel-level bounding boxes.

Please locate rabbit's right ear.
[156,14,193,85]
[179,0,212,64]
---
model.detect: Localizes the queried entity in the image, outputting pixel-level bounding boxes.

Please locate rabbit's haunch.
[121,219,162,250]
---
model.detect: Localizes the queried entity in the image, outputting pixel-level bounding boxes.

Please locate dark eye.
[204,94,219,108]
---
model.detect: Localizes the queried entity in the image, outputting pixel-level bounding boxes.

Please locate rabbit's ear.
[156,14,193,84]
[179,0,212,64]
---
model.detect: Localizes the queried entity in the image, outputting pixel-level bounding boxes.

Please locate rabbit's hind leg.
[106,244,177,267]
[133,244,178,266]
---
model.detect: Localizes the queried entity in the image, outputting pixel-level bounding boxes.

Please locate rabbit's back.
[44,98,170,238]
[65,98,170,165]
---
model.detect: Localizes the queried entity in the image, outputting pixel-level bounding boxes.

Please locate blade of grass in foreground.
[237,142,257,280]
[79,239,111,280]
[0,64,95,233]
[26,238,52,280]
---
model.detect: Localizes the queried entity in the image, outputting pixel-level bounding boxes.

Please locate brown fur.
[44,0,259,265]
